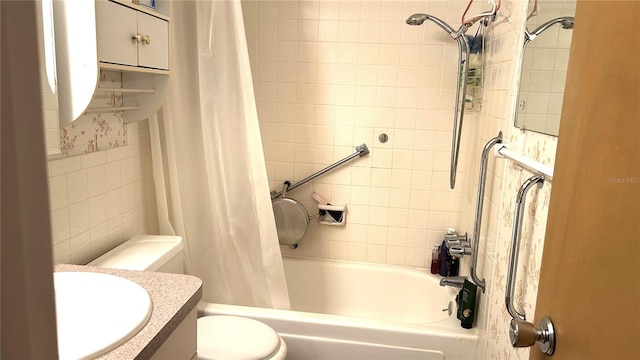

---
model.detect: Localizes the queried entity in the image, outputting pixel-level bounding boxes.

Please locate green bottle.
[457,279,478,329]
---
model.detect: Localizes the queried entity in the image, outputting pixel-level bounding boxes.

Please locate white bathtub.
[199,256,478,359]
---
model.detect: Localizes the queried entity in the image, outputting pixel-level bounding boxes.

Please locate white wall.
[49,119,158,264]
[243,0,487,266]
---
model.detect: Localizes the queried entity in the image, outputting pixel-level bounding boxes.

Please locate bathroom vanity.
[54,264,202,359]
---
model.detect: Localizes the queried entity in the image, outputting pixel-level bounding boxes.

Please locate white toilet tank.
[88,235,184,274]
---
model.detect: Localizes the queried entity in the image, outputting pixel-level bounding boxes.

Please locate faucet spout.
[439,276,467,288]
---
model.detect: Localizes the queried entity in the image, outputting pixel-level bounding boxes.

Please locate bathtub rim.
[198,302,479,341]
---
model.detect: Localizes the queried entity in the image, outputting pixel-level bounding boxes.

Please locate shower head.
[405,13,456,35]
[560,17,574,30]
[406,13,429,26]
[528,16,575,39]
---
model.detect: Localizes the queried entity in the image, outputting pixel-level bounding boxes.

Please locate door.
[530,1,640,359]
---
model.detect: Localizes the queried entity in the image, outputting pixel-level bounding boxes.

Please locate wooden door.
[530,1,640,359]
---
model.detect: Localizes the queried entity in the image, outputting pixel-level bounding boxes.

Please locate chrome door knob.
[509,316,555,355]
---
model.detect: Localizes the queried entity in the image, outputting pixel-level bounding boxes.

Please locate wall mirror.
[37,0,61,156]
[38,0,98,157]
[53,0,98,127]
[515,0,576,136]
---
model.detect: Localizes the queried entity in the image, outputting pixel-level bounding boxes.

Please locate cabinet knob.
[132,33,142,43]
[142,35,151,45]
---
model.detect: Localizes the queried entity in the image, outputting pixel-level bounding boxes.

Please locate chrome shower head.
[530,16,575,37]
[405,13,456,35]
[560,17,574,30]
[406,13,429,26]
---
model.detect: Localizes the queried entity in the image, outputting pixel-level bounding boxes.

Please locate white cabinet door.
[137,12,169,70]
[96,0,137,67]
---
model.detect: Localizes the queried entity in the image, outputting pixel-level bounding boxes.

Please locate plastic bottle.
[457,279,478,329]
[430,244,440,274]
[449,257,460,277]
[439,240,448,276]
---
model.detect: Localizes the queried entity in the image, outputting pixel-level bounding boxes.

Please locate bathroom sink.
[54,272,152,360]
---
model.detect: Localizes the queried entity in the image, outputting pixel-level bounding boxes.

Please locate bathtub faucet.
[445,229,471,259]
[439,276,467,289]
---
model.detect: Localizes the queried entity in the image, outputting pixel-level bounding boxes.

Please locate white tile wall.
[243,0,490,265]
[48,120,158,265]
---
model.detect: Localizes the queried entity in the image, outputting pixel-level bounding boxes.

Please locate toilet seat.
[197,316,286,360]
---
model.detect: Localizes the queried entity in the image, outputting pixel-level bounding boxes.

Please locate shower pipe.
[505,174,545,321]
[469,132,503,293]
[406,14,472,189]
[270,144,370,199]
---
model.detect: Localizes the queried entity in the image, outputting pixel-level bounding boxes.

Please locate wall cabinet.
[96,0,169,70]
[87,0,170,123]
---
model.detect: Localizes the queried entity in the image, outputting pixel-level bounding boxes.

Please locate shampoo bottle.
[439,240,448,276]
[430,244,440,274]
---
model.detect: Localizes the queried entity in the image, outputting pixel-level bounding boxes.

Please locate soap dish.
[318,204,347,226]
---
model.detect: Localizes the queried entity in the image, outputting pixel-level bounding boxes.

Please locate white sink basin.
[54,272,152,360]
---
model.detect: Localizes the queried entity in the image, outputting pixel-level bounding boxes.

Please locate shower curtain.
[149,0,290,309]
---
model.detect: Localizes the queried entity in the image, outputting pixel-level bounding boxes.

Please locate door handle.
[509,316,555,355]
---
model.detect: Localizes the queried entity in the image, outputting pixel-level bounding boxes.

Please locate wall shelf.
[99,62,170,75]
[95,87,156,94]
[84,106,141,113]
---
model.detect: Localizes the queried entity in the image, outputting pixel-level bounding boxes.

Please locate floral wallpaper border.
[60,70,127,157]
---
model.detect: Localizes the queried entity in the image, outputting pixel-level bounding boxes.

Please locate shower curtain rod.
[271,144,370,199]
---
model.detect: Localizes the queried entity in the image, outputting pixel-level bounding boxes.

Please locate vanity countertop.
[55,264,202,359]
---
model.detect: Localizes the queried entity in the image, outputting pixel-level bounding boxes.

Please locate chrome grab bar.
[270,144,369,199]
[505,175,545,321]
[470,132,503,292]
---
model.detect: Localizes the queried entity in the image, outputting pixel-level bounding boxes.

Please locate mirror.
[53,0,98,126]
[514,0,576,136]
[37,0,61,156]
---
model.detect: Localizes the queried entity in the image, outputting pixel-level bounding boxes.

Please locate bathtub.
[199,256,478,359]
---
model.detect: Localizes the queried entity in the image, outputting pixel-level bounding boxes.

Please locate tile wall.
[455,0,566,358]
[49,120,158,265]
[242,0,492,265]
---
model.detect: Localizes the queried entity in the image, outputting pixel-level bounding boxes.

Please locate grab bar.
[270,144,370,199]
[505,174,545,321]
[470,132,503,293]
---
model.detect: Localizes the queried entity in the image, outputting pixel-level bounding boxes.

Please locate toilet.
[88,235,287,360]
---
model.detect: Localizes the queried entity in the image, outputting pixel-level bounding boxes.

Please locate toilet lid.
[197,316,281,360]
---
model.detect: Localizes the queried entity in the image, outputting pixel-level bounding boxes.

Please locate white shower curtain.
[149,0,290,309]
